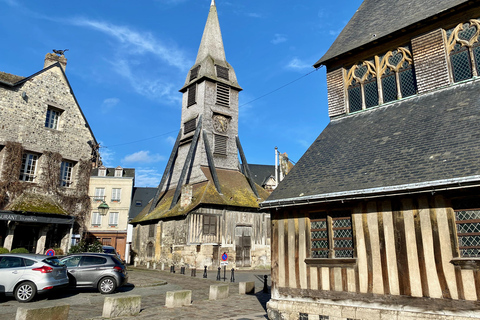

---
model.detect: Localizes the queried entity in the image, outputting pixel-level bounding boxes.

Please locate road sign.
[221,252,228,261]
[220,261,228,266]
[45,249,55,256]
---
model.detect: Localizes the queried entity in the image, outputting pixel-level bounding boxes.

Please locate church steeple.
[195,0,225,64]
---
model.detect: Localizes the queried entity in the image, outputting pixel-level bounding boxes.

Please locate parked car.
[102,245,121,260]
[0,254,68,302]
[60,253,128,294]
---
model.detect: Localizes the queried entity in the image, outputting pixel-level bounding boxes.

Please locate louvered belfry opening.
[216,82,229,107]
[190,65,201,81]
[214,134,227,155]
[187,85,196,107]
[184,118,196,134]
[215,65,229,80]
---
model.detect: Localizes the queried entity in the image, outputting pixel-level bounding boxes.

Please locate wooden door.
[235,226,252,267]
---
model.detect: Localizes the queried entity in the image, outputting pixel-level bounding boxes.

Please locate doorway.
[235,226,252,267]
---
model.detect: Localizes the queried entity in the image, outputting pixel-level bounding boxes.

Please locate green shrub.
[53,247,64,256]
[10,248,29,254]
[87,240,102,253]
[0,247,9,254]
[68,240,103,254]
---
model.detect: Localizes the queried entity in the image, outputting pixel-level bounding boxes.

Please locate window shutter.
[214,134,227,155]
[216,83,229,107]
[187,85,196,107]
[184,118,196,134]
[215,65,229,80]
[190,65,201,81]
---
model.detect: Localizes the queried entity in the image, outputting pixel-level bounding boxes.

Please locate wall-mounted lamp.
[98,201,110,216]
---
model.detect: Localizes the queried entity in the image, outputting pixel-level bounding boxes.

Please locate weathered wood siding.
[272,195,479,301]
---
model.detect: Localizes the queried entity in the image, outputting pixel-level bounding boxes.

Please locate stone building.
[0,52,99,254]
[85,166,135,260]
[131,1,271,270]
[261,0,480,319]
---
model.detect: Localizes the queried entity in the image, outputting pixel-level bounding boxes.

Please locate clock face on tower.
[213,115,228,133]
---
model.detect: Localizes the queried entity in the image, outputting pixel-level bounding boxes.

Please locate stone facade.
[0,53,98,254]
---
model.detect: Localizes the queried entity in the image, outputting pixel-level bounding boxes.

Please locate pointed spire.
[195,0,226,64]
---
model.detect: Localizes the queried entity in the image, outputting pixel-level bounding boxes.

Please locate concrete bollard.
[146,261,150,269]
[16,305,70,320]
[209,284,229,300]
[165,290,192,308]
[102,295,141,318]
[239,281,255,295]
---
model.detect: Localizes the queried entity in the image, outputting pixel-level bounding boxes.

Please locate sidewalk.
[85,266,271,320]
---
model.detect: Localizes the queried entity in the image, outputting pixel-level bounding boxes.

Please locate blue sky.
[1,0,362,187]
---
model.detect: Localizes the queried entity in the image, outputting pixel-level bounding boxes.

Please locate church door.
[235,226,252,267]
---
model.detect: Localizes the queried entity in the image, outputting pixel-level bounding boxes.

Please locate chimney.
[44,53,67,71]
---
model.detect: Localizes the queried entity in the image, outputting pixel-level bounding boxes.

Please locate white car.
[0,254,69,302]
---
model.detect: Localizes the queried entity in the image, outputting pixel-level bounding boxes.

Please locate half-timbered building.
[261,0,480,319]
[130,1,270,270]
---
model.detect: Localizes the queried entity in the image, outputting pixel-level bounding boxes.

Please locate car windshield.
[103,248,115,254]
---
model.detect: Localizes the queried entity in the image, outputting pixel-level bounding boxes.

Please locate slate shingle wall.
[411,29,450,94]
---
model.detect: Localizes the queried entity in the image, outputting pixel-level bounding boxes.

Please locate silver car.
[0,254,68,302]
[60,253,128,294]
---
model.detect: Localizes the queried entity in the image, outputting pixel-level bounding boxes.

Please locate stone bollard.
[153,262,157,269]
[146,261,150,269]
[209,284,229,300]
[165,290,192,308]
[239,281,255,295]
[16,305,70,320]
[102,295,141,318]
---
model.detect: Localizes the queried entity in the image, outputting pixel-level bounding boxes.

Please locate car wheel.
[14,281,37,303]
[98,277,116,294]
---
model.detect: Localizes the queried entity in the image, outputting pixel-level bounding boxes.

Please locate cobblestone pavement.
[0,266,271,320]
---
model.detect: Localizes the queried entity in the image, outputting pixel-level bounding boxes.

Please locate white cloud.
[101,98,120,114]
[166,136,176,146]
[71,18,191,71]
[247,13,262,18]
[286,58,312,71]
[122,150,165,164]
[134,167,163,187]
[98,141,115,167]
[271,34,287,45]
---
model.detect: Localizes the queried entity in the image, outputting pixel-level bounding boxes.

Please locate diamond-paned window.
[446,19,480,82]
[456,210,480,257]
[311,212,353,259]
[345,45,416,113]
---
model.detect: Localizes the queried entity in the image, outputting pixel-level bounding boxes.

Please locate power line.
[102,66,322,149]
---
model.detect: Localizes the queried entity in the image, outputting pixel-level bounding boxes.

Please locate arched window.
[345,46,417,114]
[446,19,480,82]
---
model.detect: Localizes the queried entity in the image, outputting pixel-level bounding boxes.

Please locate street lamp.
[98,201,110,216]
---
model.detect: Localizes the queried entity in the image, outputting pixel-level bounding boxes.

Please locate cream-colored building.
[86,166,134,260]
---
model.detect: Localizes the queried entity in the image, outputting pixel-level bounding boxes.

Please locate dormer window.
[114,166,123,177]
[446,19,480,83]
[346,46,417,113]
[98,166,106,177]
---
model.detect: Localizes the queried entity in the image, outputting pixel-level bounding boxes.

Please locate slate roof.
[263,80,480,206]
[128,187,157,220]
[6,192,68,215]
[247,164,276,186]
[315,0,469,67]
[91,167,135,178]
[0,71,25,84]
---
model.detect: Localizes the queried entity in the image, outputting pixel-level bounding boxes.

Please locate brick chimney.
[44,53,67,71]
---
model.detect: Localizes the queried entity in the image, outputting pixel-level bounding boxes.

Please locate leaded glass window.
[311,211,353,259]
[446,19,480,83]
[456,210,480,257]
[345,46,416,113]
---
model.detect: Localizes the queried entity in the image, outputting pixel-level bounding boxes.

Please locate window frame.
[45,106,62,130]
[203,215,217,236]
[108,212,119,227]
[94,188,105,201]
[91,212,102,227]
[19,152,39,182]
[305,211,356,267]
[111,188,121,202]
[60,160,74,187]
